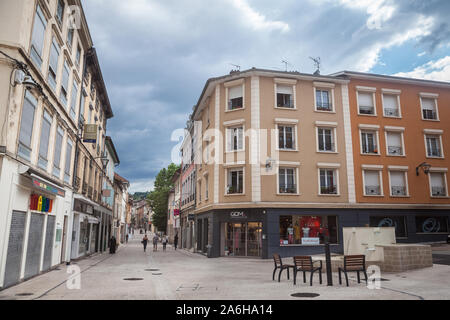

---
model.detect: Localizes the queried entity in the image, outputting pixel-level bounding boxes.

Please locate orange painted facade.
[346,75,450,205]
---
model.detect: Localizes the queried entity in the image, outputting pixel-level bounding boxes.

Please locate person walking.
[126,234,129,243]
[174,233,178,250]
[142,234,148,252]
[153,233,159,252]
[109,236,117,254]
[162,235,168,252]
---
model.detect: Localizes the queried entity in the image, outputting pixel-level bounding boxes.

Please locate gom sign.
[230,211,247,219]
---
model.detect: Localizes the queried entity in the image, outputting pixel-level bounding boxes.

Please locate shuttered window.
[53,126,64,178]
[64,138,73,183]
[386,132,403,155]
[430,173,446,197]
[60,60,70,106]
[70,80,78,119]
[228,85,243,110]
[421,98,437,120]
[358,92,374,114]
[18,91,37,161]
[38,110,52,170]
[30,5,47,67]
[364,171,381,195]
[383,94,399,117]
[48,38,60,91]
[390,171,406,196]
[277,85,294,108]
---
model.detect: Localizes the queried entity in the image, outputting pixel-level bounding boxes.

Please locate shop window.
[279,215,338,245]
[369,216,407,238]
[415,216,448,234]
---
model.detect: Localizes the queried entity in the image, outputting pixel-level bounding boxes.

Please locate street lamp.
[416,162,432,176]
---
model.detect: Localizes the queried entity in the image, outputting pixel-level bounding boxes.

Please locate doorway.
[223,222,262,257]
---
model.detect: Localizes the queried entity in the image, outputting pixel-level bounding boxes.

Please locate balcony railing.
[359,106,375,115]
[365,186,381,195]
[320,185,338,195]
[423,109,437,120]
[384,108,399,117]
[391,186,407,196]
[362,145,378,154]
[227,185,243,195]
[432,187,447,197]
[279,184,297,194]
[388,146,403,156]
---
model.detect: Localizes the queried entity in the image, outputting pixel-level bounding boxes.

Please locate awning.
[73,193,100,210]
[18,164,66,197]
[88,217,100,224]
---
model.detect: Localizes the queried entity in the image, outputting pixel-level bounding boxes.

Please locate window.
[425,135,442,158]
[383,93,400,117]
[75,45,81,67]
[30,5,47,68]
[56,0,65,25]
[227,168,243,194]
[370,216,407,238]
[67,28,74,49]
[279,168,296,194]
[18,91,37,161]
[53,126,64,178]
[228,85,243,110]
[319,169,338,195]
[430,172,447,197]
[48,38,60,91]
[316,89,332,111]
[386,131,404,156]
[278,125,295,150]
[276,85,294,108]
[361,131,379,154]
[279,215,338,245]
[205,175,209,200]
[364,170,382,196]
[64,138,73,183]
[421,97,438,120]
[70,80,78,119]
[198,180,202,202]
[38,110,52,170]
[389,171,408,196]
[60,60,70,107]
[416,216,448,233]
[358,91,375,115]
[227,126,243,152]
[318,128,335,152]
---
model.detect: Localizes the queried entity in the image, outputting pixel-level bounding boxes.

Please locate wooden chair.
[293,256,323,286]
[272,254,294,282]
[339,255,368,286]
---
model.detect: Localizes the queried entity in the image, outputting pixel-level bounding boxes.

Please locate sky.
[80,0,450,193]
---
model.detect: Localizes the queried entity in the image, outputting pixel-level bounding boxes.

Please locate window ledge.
[224,193,246,197]
[357,113,377,117]
[314,109,336,114]
[275,106,297,110]
[276,193,301,196]
[225,108,245,113]
[426,156,444,160]
[430,196,450,199]
[277,149,299,152]
[421,118,440,122]
[361,153,381,156]
[390,195,411,198]
[363,194,384,197]
[386,154,406,157]
[318,194,341,197]
[317,151,338,154]
[383,115,402,119]
[225,150,245,154]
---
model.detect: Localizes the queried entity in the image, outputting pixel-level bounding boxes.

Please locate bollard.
[325,241,333,286]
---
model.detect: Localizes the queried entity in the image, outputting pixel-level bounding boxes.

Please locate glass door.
[224,222,262,257]
[247,222,262,257]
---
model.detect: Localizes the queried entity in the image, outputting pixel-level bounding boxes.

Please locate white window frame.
[356,87,377,116]
[428,170,449,198]
[420,93,440,121]
[316,126,337,153]
[424,133,444,159]
[313,82,335,113]
[381,89,402,118]
[359,127,380,156]
[225,124,245,153]
[38,108,53,170]
[276,166,300,196]
[274,78,297,110]
[224,79,245,112]
[388,169,409,197]
[384,128,406,157]
[277,124,297,151]
[318,167,340,196]
[362,167,384,197]
[225,167,245,196]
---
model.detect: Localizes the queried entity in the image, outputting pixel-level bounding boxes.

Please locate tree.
[147,163,179,232]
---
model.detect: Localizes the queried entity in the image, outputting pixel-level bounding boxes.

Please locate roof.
[114,173,130,186]
[86,48,114,119]
[171,168,181,183]
[105,136,120,165]
[330,70,450,88]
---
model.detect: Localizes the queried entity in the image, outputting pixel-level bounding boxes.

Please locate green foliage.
[147,163,179,232]
[133,192,149,200]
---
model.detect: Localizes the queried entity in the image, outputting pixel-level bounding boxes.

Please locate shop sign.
[174,209,180,216]
[83,124,97,143]
[32,177,65,197]
[30,194,53,213]
[230,211,247,219]
[301,238,320,245]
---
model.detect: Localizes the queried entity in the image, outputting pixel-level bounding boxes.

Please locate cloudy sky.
[81,0,450,193]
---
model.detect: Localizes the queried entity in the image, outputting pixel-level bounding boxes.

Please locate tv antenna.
[230,63,241,71]
[281,59,289,72]
[310,56,321,75]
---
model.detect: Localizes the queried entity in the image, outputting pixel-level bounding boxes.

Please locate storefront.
[71,197,100,259]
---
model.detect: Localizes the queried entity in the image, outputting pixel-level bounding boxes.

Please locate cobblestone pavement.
[1,234,449,300]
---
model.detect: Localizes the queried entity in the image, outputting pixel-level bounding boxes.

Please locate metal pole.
[325,241,333,286]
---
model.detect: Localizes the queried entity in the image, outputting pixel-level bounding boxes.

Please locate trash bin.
[206,244,213,258]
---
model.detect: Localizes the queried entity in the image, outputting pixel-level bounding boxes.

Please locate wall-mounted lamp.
[416,162,432,176]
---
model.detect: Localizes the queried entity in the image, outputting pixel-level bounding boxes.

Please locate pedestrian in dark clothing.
[153,234,159,251]
[174,233,178,250]
[109,236,117,254]
[162,236,168,252]
[126,234,129,243]
[142,234,148,252]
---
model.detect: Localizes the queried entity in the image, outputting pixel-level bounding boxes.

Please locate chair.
[339,255,368,286]
[272,254,294,282]
[293,256,322,286]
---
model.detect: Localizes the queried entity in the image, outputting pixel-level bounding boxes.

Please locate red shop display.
[299,216,322,238]
[30,194,53,213]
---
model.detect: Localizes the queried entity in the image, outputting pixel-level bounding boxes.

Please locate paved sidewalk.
[1,235,449,300]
